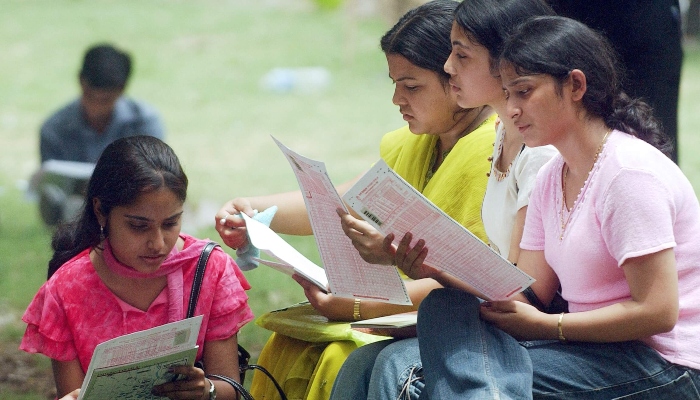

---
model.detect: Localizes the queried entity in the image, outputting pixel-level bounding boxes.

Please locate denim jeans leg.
[330,339,394,400]
[525,340,700,399]
[366,338,424,400]
[418,288,533,400]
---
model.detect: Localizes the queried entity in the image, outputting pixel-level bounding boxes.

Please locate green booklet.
[78,316,202,400]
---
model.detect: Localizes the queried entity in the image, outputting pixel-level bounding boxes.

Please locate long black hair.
[500,16,672,156]
[380,0,458,87]
[48,136,188,278]
[454,0,555,73]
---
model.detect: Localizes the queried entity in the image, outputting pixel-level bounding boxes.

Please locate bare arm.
[507,206,528,264]
[52,359,84,399]
[482,248,679,342]
[294,274,441,321]
[215,173,364,249]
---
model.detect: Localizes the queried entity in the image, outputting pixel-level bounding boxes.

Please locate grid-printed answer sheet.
[342,159,535,300]
[271,137,411,305]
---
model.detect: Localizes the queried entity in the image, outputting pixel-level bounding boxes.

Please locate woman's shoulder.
[49,249,96,284]
[516,145,559,174]
[178,235,245,285]
[450,114,498,160]
[601,130,681,181]
[179,235,231,271]
[380,126,419,157]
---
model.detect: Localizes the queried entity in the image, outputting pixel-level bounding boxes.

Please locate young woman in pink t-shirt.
[400,15,700,399]
[21,136,254,400]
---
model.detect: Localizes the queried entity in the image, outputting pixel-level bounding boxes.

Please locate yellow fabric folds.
[251,304,388,400]
[254,302,388,345]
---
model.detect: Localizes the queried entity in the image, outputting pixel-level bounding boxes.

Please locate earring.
[100,225,106,243]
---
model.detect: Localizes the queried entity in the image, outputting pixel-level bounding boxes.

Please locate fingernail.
[219,218,226,225]
[481,301,493,308]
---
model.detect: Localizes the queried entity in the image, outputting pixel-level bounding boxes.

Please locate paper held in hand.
[241,211,329,292]
[342,160,535,301]
[240,136,411,305]
[77,316,202,400]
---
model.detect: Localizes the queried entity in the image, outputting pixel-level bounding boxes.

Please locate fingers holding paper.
[337,208,395,265]
[151,365,208,400]
[292,273,346,320]
[59,389,80,400]
[215,198,255,249]
[393,231,434,280]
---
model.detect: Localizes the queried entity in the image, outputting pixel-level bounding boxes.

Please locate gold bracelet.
[353,298,362,321]
[557,312,567,342]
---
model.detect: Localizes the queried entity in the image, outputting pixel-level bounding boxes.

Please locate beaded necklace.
[559,129,611,240]
[490,124,518,181]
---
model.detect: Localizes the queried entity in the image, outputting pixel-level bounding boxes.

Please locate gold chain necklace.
[560,129,611,240]
[492,123,515,182]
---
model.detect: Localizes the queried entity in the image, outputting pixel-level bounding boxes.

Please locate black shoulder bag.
[188,241,287,400]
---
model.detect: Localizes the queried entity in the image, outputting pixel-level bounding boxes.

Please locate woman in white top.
[330,1,558,399]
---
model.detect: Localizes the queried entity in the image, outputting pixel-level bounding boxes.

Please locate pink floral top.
[20,234,254,372]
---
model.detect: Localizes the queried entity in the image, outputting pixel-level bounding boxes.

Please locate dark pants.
[551,0,683,163]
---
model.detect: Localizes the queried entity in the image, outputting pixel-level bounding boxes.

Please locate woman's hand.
[151,365,209,400]
[337,209,395,265]
[479,300,555,341]
[293,273,349,320]
[215,198,256,250]
[392,231,437,281]
[59,389,80,400]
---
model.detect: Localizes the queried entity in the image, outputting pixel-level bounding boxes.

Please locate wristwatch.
[206,377,216,400]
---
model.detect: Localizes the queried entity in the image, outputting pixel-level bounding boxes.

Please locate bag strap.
[188,241,288,400]
[187,241,219,319]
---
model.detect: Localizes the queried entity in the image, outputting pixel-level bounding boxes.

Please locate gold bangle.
[557,312,567,342]
[353,298,362,321]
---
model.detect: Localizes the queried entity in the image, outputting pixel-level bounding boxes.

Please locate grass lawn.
[1,1,699,398]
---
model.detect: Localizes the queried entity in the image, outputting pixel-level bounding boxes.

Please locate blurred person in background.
[32,43,165,226]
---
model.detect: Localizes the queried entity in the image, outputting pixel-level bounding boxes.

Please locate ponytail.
[607,93,673,157]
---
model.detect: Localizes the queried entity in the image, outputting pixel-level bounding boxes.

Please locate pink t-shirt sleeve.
[600,168,677,266]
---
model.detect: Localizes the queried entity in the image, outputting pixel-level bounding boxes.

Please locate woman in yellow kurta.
[215,1,495,399]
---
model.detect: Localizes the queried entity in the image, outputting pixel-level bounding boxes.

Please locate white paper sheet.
[241,212,329,291]
[270,137,411,305]
[342,160,535,300]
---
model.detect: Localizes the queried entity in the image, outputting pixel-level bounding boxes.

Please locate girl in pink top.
[403,15,700,399]
[21,136,253,400]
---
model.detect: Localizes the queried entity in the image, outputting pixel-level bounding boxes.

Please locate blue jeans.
[331,338,424,400]
[417,288,700,400]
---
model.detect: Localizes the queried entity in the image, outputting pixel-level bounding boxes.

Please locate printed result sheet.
[342,160,535,300]
[272,137,411,305]
[78,316,202,400]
